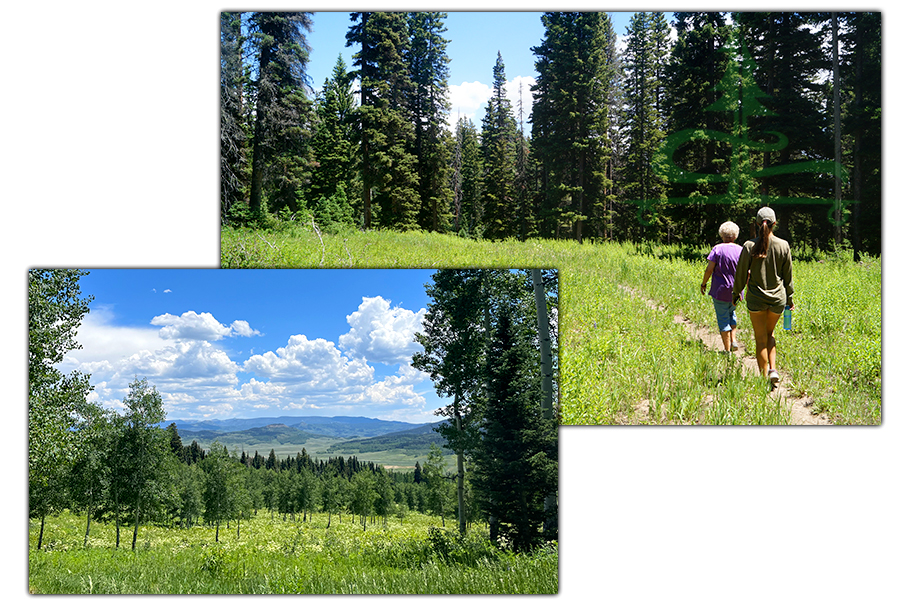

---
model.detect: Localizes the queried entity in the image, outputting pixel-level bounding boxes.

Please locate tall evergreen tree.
[737,12,832,248]
[452,115,484,237]
[246,12,315,219]
[220,11,248,223]
[481,52,518,239]
[309,54,359,229]
[662,12,733,242]
[347,12,421,230]
[842,11,881,256]
[470,301,558,552]
[620,12,670,238]
[531,12,613,242]
[514,81,536,240]
[407,11,454,232]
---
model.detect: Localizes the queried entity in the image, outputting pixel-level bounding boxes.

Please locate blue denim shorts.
[712,298,737,332]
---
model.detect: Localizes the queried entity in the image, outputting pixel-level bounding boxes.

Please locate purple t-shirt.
[707,243,743,302]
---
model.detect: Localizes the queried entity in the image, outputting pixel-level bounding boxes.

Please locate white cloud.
[62,306,170,367]
[244,333,374,390]
[59,304,434,421]
[149,310,259,341]
[448,76,535,132]
[339,296,426,364]
[230,319,261,338]
[448,80,492,120]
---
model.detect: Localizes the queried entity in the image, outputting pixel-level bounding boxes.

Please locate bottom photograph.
[28,267,559,594]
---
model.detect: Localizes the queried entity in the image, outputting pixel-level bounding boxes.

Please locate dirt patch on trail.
[620,285,831,426]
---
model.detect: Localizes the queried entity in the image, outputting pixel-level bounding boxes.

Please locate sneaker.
[731,343,739,352]
[768,370,781,385]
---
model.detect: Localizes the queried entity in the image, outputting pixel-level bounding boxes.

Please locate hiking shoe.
[768,370,781,385]
[731,343,739,352]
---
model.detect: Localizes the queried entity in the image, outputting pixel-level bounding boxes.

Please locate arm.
[700,261,715,295]
[782,245,794,308]
[732,245,750,305]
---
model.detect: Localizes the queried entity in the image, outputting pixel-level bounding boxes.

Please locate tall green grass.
[220,226,881,425]
[29,511,557,594]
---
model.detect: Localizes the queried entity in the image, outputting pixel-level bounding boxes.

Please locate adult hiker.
[700,221,743,353]
[732,207,794,386]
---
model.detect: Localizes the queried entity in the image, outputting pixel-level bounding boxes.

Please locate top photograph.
[218,11,882,426]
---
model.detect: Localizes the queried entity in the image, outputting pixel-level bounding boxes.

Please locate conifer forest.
[220,11,881,256]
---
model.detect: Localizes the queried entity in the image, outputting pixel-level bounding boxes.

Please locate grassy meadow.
[29,509,557,594]
[222,225,882,425]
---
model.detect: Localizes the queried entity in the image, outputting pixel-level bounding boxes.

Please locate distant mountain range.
[163,415,427,439]
[161,415,450,466]
[324,422,449,455]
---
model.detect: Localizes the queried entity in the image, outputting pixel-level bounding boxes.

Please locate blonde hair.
[718,221,739,242]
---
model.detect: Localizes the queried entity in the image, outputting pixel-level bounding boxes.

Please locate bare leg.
[719,330,731,352]
[749,310,771,374]
[765,310,781,372]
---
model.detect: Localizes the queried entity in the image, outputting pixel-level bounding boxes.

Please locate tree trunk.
[532,269,558,536]
[454,396,467,537]
[131,502,141,551]
[83,502,93,548]
[37,515,45,550]
[832,12,843,244]
[113,487,121,548]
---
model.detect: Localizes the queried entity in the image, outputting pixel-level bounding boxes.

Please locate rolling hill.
[166,416,450,469]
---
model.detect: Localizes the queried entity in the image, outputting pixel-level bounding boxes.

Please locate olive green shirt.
[732,235,793,308]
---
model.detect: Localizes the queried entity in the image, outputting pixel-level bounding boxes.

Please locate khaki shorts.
[746,291,785,314]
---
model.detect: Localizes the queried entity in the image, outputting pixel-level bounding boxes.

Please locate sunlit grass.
[221,226,881,425]
[29,510,558,594]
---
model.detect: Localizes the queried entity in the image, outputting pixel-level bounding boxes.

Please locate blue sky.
[304,11,670,131]
[60,269,444,424]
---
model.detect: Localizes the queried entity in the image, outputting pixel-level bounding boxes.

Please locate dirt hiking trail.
[621,285,831,425]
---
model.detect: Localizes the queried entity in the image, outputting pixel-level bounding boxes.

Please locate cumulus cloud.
[244,333,374,391]
[150,311,260,341]
[230,319,261,338]
[448,76,535,132]
[62,306,170,368]
[61,303,433,421]
[339,296,426,364]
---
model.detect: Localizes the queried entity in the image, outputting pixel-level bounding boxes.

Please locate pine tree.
[531,12,614,241]
[309,54,359,229]
[662,12,734,242]
[470,302,558,552]
[452,115,484,237]
[620,12,670,238]
[407,11,454,232]
[481,52,518,239]
[842,11,881,256]
[346,12,421,230]
[220,11,249,224]
[737,12,833,248]
[246,12,315,220]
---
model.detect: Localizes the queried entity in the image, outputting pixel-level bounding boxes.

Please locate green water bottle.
[783,306,792,330]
